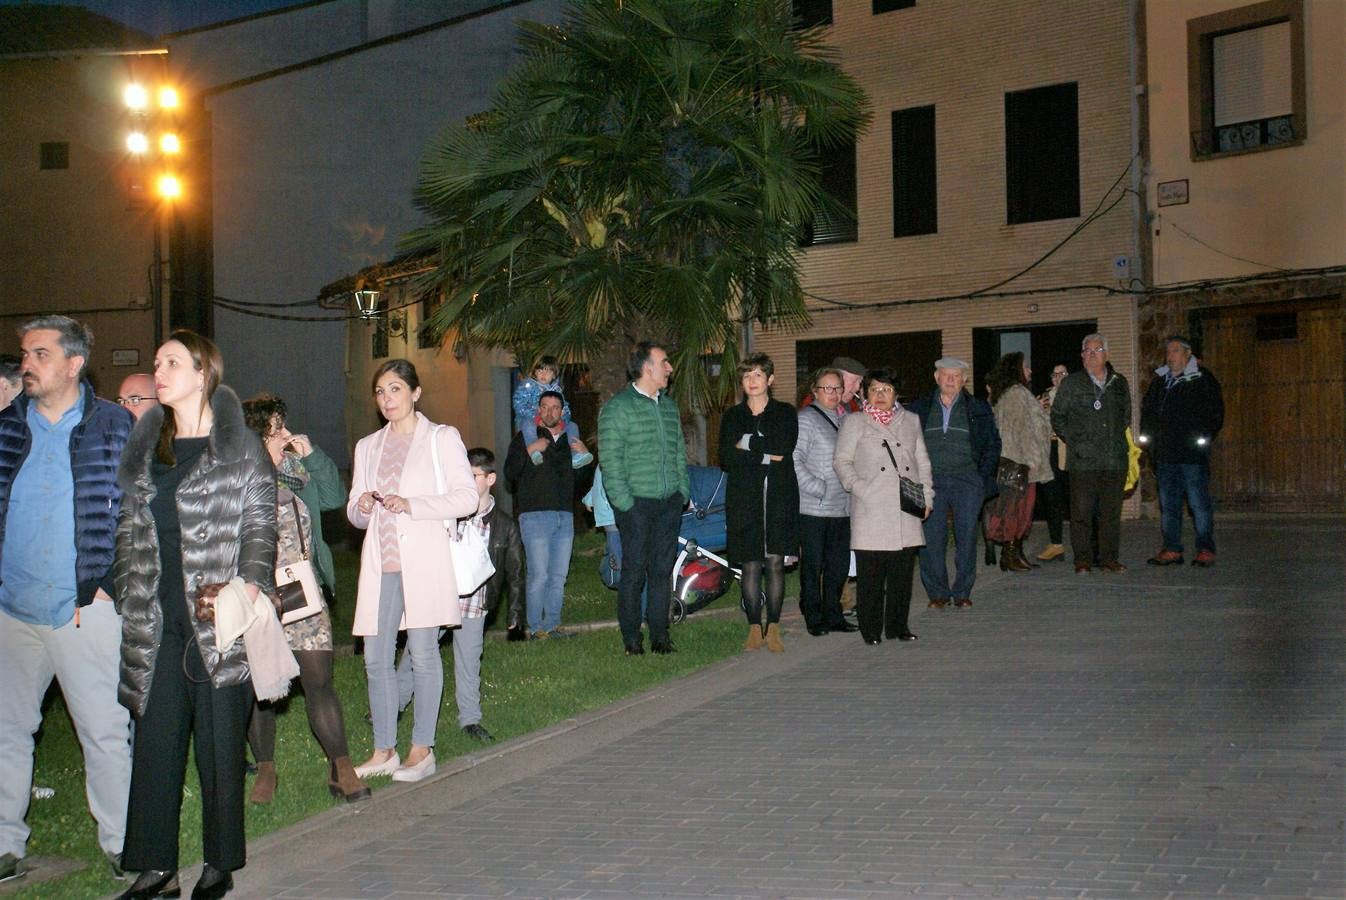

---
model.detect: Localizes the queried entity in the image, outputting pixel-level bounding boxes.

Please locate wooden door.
[1200,298,1345,511]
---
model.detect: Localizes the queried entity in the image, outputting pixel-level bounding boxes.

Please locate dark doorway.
[972,320,1097,398]
[795,330,942,405]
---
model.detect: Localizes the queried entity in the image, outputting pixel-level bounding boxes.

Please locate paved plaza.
[228,515,1344,899]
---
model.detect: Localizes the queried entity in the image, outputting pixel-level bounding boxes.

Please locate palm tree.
[405,0,869,410]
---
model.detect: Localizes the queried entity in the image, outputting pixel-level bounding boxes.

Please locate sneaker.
[0,853,22,883]
[30,785,54,800]
[1146,549,1184,566]
[546,627,577,639]
[529,630,548,641]
[571,451,594,469]
[461,723,495,743]
[1192,550,1216,568]
[106,849,127,880]
[1036,543,1066,562]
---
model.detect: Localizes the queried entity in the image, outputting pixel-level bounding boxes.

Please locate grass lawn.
[17,530,757,899]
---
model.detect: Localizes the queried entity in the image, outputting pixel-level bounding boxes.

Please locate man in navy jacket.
[0,316,134,883]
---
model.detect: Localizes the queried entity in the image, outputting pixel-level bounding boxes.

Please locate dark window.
[1255,311,1297,341]
[792,0,831,27]
[1187,0,1305,159]
[1005,82,1080,224]
[873,0,915,12]
[795,330,941,406]
[372,318,389,359]
[801,137,857,247]
[417,290,442,349]
[40,142,69,170]
[891,105,937,237]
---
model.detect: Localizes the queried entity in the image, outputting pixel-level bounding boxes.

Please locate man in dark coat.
[1139,336,1224,568]
[0,316,134,883]
[908,358,1002,609]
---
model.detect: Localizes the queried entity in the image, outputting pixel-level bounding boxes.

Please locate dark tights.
[740,554,785,628]
[248,649,349,764]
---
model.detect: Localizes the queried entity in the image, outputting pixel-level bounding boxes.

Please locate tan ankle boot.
[249,761,276,804]
[765,623,784,653]
[743,624,764,652]
[329,756,371,803]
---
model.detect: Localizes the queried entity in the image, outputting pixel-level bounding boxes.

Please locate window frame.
[1186,0,1306,161]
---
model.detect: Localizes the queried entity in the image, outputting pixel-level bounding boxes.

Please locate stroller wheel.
[669,598,686,625]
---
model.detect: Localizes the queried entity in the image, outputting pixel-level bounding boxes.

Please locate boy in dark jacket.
[1138,336,1224,567]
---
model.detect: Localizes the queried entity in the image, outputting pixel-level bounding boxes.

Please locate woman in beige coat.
[984,351,1053,571]
[347,359,479,784]
[833,368,934,645]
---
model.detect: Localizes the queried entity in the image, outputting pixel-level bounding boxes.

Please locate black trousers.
[1041,443,1069,544]
[854,548,917,641]
[613,494,683,645]
[1069,470,1125,565]
[123,634,253,873]
[798,514,851,628]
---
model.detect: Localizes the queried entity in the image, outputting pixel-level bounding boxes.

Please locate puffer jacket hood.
[114,385,277,716]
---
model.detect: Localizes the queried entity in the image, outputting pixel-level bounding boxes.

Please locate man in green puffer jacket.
[597,342,689,657]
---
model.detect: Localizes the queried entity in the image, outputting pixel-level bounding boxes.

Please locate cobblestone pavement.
[231,516,1344,899]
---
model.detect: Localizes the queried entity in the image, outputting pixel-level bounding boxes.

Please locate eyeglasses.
[815,385,842,394]
[117,395,156,407]
[868,385,896,396]
[1082,348,1106,356]
[1052,370,1068,377]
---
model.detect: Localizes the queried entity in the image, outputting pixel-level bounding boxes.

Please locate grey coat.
[114,385,277,716]
[992,384,1054,484]
[794,403,849,517]
[833,407,933,552]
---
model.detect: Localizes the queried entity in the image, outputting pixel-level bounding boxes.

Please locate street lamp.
[123,78,184,344]
[354,278,381,319]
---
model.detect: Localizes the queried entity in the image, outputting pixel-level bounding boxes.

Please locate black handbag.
[995,458,1029,492]
[881,439,927,517]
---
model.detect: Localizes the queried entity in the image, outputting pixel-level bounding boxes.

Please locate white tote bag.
[429,425,496,596]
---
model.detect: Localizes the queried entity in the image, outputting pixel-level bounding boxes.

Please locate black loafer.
[650,638,676,655]
[806,624,829,636]
[191,865,231,900]
[863,637,881,645]
[828,621,859,633]
[896,632,918,642]
[624,640,644,656]
[116,869,180,899]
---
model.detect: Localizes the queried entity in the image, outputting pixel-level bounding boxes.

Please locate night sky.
[0,0,309,36]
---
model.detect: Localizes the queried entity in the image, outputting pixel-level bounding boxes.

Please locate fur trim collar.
[119,384,251,492]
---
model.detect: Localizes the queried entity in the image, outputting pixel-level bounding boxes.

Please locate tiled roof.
[0,5,157,55]
[316,254,435,304]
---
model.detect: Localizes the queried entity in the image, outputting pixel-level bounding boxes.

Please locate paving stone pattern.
[248,517,1345,899]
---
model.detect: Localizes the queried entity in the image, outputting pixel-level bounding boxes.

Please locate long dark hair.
[986,352,1028,405]
[156,329,223,465]
[372,358,420,393]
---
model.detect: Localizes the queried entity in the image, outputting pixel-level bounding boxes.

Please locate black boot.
[986,540,998,566]
[116,870,180,899]
[191,865,232,900]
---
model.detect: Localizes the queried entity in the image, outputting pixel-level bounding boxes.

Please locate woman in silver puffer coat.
[113,331,275,900]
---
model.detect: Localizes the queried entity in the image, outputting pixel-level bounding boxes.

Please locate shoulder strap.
[881,439,901,471]
[289,497,311,560]
[810,403,839,432]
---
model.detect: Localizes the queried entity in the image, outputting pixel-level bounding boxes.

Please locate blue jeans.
[918,473,983,601]
[364,573,441,749]
[519,510,574,633]
[1157,462,1215,554]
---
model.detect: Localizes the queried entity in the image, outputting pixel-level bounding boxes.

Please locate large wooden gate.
[1199,297,1345,511]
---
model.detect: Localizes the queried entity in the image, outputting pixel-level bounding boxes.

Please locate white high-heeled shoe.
[354,752,400,779]
[391,751,435,783]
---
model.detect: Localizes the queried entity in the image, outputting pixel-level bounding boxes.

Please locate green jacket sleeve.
[597,393,634,513]
[302,445,347,511]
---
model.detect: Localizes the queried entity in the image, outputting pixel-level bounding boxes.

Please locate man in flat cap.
[1138,336,1223,568]
[908,358,1001,609]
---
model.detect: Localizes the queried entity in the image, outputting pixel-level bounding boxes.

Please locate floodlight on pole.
[160,133,181,154]
[124,83,148,110]
[157,174,182,200]
[127,131,149,154]
[158,86,179,109]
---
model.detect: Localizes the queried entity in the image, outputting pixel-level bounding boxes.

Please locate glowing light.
[126,132,149,154]
[1196,436,1208,447]
[157,174,182,200]
[158,86,179,109]
[124,84,148,110]
[160,133,181,154]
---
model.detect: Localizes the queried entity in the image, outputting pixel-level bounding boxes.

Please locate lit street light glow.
[160,133,181,154]
[157,174,182,200]
[158,86,179,109]
[124,83,148,110]
[127,132,149,153]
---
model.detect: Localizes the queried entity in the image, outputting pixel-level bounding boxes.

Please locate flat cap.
[934,357,969,370]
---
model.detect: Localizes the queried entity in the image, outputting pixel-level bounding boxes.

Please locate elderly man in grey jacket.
[793,367,858,636]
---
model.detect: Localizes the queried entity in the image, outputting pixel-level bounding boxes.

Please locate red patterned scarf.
[862,401,895,426]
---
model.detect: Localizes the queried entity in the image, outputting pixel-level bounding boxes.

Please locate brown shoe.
[1191,550,1216,568]
[1099,561,1128,573]
[1146,549,1184,566]
[954,598,972,608]
[743,624,764,652]
[329,756,371,803]
[765,623,784,653]
[1037,543,1066,562]
[1002,541,1031,572]
[249,761,276,804]
[1074,562,1092,574]
[928,598,949,609]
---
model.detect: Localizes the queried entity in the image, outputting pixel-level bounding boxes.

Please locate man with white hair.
[1138,335,1224,568]
[1051,333,1132,573]
[908,357,1001,609]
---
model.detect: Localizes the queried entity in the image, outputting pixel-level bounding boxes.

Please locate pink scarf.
[862,401,896,426]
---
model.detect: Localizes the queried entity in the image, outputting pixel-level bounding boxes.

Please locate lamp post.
[124,79,183,346]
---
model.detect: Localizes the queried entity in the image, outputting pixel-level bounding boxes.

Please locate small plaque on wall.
[111,349,139,367]
[1157,179,1189,207]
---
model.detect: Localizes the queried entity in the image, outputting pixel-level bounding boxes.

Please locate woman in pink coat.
[347,359,478,783]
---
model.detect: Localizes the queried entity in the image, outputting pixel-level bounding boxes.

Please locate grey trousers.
[396,614,486,728]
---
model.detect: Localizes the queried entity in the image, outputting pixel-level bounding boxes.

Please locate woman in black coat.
[718,353,798,653]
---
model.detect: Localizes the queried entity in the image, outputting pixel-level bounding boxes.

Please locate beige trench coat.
[833,407,934,552]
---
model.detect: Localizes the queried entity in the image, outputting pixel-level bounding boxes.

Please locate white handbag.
[429,425,496,596]
[275,499,324,625]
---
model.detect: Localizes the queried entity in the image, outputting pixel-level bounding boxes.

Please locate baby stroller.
[670,466,743,624]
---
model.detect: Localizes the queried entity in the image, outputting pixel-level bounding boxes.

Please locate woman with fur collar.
[114,331,276,900]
